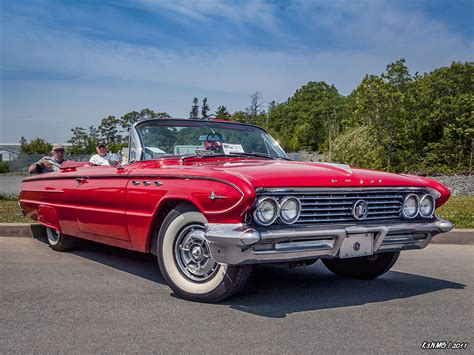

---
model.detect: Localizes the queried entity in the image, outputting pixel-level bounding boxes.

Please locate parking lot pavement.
[1,237,472,353]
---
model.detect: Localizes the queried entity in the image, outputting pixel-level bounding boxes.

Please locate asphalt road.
[1,237,472,353]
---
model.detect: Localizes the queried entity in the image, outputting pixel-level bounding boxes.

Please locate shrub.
[0,161,11,173]
[328,125,385,170]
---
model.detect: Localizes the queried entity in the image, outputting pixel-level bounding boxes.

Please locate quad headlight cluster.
[253,196,301,226]
[402,194,435,219]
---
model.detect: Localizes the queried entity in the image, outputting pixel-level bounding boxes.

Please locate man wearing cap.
[28,144,67,174]
[89,140,111,166]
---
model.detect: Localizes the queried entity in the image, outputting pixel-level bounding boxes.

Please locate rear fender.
[37,205,61,232]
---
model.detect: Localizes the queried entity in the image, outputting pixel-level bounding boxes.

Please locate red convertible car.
[20,118,453,302]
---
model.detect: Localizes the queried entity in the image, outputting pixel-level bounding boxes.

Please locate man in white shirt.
[89,140,111,166]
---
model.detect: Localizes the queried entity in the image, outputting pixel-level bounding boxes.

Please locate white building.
[0,145,20,162]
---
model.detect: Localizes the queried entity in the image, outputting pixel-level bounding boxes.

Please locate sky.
[0,0,473,143]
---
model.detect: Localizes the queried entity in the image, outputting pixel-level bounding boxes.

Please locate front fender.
[125,176,256,252]
[401,174,451,207]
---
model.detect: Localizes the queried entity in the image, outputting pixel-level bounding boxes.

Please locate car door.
[74,165,131,241]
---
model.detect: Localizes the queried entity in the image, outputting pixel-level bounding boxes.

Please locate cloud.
[131,0,279,28]
[1,0,472,142]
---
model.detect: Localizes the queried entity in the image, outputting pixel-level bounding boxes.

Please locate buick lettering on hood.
[20,119,453,302]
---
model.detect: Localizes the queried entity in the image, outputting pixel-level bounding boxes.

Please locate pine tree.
[189,98,199,119]
[201,97,210,120]
[215,105,231,120]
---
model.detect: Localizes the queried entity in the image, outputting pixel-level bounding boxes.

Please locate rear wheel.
[322,252,400,279]
[157,204,252,302]
[46,227,78,252]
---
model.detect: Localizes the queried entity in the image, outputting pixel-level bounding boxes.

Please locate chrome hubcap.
[191,246,203,259]
[47,228,60,244]
[174,224,218,282]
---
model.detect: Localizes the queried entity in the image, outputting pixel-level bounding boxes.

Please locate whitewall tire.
[46,227,78,252]
[157,204,252,302]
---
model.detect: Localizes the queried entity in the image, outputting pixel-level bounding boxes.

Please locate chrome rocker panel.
[204,219,453,265]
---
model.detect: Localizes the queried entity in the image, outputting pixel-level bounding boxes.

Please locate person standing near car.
[89,140,111,166]
[28,144,67,174]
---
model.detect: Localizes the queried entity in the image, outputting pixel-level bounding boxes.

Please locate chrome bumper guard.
[204,219,453,265]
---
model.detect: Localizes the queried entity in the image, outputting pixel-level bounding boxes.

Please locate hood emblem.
[209,191,227,201]
[352,200,369,220]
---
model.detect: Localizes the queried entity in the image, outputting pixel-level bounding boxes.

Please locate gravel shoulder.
[0,173,28,198]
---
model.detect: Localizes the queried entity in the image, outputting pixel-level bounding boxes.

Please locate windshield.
[135,120,288,160]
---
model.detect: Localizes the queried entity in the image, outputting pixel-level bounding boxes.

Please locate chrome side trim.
[260,187,433,193]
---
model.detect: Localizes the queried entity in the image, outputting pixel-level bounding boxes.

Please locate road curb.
[0,223,473,244]
[1,223,47,238]
[431,229,474,245]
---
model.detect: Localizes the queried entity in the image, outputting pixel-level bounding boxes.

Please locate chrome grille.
[259,188,426,224]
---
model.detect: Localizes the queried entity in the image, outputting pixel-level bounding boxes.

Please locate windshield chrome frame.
[129,118,289,161]
[129,124,143,162]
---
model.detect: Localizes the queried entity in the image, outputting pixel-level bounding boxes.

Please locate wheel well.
[148,200,199,255]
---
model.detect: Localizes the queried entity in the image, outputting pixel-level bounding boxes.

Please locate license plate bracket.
[339,233,374,258]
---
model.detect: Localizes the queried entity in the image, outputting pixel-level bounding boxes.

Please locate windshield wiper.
[180,152,291,162]
[180,153,228,162]
[227,152,275,160]
[230,152,292,160]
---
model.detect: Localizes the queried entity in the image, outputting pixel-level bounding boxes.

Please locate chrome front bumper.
[204,219,453,265]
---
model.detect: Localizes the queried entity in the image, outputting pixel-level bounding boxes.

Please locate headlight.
[279,196,301,224]
[419,194,435,218]
[402,194,419,219]
[253,197,279,226]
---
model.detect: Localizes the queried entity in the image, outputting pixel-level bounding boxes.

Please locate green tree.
[98,115,122,152]
[333,59,473,173]
[190,98,199,119]
[19,136,28,152]
[330,125,384,169]
[201,97,210,119]
[19,138,53,155]
[120,108,171,130]
[351,59,414,170]
[67,126,99,154]
[67,127,88,154]
[267,100,277,114]
[413,62,474,172]
[267,82,344,152]
[215,105,231,120]
[230,111,248,123]
[120,111,140,129]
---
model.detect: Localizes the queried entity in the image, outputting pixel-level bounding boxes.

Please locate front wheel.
[157,204,252,302]
[46,227,78,252]
[322,251,400,279]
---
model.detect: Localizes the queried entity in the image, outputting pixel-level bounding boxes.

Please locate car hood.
[180,159,434,189]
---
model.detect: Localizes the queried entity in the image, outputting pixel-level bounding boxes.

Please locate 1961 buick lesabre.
[19,118,453,302]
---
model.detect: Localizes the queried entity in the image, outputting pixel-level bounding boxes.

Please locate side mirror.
[108,154,124,169]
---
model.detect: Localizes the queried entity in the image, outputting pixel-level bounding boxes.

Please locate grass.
[0,198,30,223]
[437,195,474,229]
[1,195,473,228]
